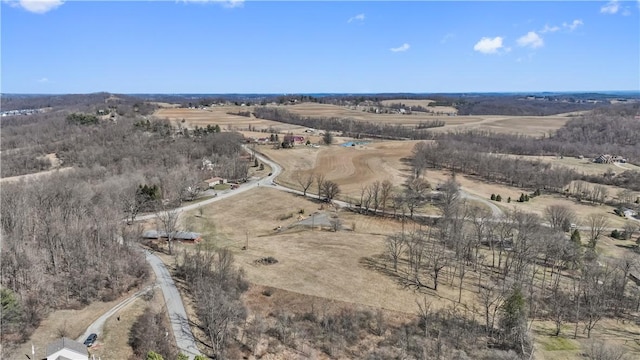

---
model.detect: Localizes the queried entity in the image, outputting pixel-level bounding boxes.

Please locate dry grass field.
[154,102,574,137]
[180,187,640,359]
[257,140,632,229]
[498,154,640,176]
[380,98,458,114]
[179,188,466,314]
[260,140,418,198]
[154,106,304,132]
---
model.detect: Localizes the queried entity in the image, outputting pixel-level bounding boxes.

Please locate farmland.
[154,102,575,137]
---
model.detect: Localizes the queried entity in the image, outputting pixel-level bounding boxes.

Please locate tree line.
[252,107,444,140]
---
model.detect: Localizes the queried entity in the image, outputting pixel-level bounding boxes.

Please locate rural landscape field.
[2,91,640,360]
[2,1,640,360]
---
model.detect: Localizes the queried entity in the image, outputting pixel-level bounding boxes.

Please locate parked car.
[268,172,273,176]
[84,333,97,347]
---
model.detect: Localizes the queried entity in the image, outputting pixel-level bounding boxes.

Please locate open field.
[154,106,304,132]
[380,98,458,114]
[422,168,632,229]
[179,187,640,359]
[282,102,572,136]
[258,139,633,229]
[154,102,574,137]
[179,188,466,313]
[497,154,640,176]
[260,140,418,198]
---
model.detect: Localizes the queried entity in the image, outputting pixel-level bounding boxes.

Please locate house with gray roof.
[46,337,88,360]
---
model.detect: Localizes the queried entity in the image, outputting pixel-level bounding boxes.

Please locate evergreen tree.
[570,229,581,245]
[146,351,164,360]
[500,286,530,354]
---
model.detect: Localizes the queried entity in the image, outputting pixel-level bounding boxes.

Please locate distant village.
[1,108,44,117]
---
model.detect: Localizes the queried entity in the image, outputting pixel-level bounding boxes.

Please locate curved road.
[83,145,501,358]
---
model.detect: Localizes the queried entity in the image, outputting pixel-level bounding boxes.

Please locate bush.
[491,194,496,201]
[610,229,623,239]
[507,197,511,203]
[255,257,278,265]
[496,194,502,202]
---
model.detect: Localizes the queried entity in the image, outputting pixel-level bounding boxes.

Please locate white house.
[46,337,88,360]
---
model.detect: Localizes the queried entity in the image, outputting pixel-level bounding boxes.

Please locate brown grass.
[260,140,418,199]
[154,102,574,137]
[182,188,462,313]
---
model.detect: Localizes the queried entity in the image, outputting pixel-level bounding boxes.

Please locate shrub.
[496,194,502,202]
[491,194,496,201]
[507,197,511,203]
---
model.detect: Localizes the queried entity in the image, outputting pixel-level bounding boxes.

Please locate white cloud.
[473,36,504,54]
[37,77,49,83]
[390,43,410,52]
[601,0,620,14]
[10,0,64,14]
[563,19,583,31]
[182,0,244,8]
[348,13,365,23]
[540,24,560,33]
[517,31,544,48]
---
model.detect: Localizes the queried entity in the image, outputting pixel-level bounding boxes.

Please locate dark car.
[84,333,97,347]
[268,172,272,176]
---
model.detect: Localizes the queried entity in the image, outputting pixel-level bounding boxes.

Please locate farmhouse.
[203,176,227,188]
[46,337,88,360]
[142,230,203,244]
[593,154,627,164]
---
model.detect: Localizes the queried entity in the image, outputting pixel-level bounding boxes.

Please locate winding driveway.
[145,251,201,359]
[81,144,502,358]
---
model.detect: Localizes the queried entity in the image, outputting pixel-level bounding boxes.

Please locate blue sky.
[2,0,639,93]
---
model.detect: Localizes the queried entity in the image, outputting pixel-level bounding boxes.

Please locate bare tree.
[295,171,314,197]
[544,205,576,232]
[404,177,430,218]
[622,222,638,240]
[436,176,460,220]
[479,281,503,336]
[379,180,393,216]
[587,214,609,248]
[385,233,405,272]
[321,180,340,201]
[587,341,629,360]
[155,208,181,255]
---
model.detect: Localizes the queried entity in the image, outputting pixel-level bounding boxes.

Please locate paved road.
[76,285,155,344]
[459,190,504,218]
[145,251,201,359]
